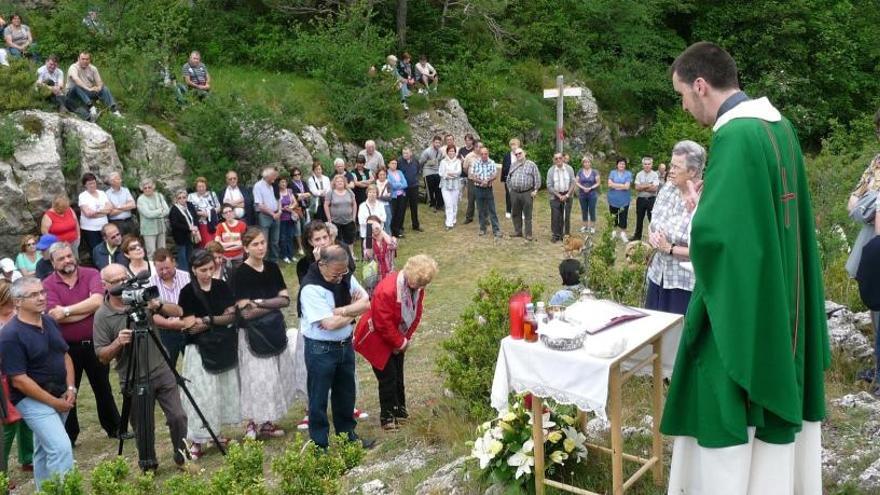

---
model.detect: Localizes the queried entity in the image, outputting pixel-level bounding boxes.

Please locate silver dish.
[540,330,587,351]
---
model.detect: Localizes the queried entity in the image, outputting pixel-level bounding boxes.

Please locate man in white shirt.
[415,54,438,93]
[633,156,660,241]
[36,55,77,115]
[216,170,254,225]
[104,172,137,236]
[253,167,281,263]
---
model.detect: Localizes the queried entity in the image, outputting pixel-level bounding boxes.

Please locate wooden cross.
[543,75,584,153]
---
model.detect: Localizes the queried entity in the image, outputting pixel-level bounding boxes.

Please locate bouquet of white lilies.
[469,393,588,486]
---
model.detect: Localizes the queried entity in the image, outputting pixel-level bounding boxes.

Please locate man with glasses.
[93,263,188,471]
[506,148,542,241]
[91,223,126,270]
[297,245,371,449]
[1,277,75,490]
[43,242,121,445]
[216,170,254,225]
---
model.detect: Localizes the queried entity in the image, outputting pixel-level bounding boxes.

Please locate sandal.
[214,436,231,448]
[244,421,258,440]
[260,422,285,438]
[188,442,204,460]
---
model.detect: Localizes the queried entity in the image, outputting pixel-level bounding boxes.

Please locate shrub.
[36,469,85,495]
[437,271,544,418]
[645,107,712,159]
[177,94,279,188]
[90,457,130,495]
[0,115,32,160]
[586,218,650,307]
[207,441,267,494]
[0,59,47,113]
[271,434,365,495]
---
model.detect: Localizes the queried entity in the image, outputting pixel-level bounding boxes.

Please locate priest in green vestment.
[660,42,830,494]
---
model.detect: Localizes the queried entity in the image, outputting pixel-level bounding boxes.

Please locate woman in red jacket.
[354,254,438,430]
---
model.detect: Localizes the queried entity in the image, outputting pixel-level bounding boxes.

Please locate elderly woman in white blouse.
[644,140,706,315]
[438,144,462,230]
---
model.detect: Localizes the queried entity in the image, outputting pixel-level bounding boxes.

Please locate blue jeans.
[578,193,598,222]
[17,398,73,490]
[383,203,392,234]
[280,218,296,259]
[258,213,280,263]
[69,84,117,110]
[304,337,357,448]
[474,186,500,234]
[176,241,193,271]
[7,44,40,62]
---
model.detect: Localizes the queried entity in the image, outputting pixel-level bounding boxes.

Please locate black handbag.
[242,309,288,357]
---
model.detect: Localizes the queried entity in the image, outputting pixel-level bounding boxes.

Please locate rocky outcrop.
[826,300,873,360]
[299,125,331,159]
[566,82,614,157]
[0,111,188,255]
[128,124,188,194]
[414,457,470,495]
[405,99,479,151]
[273,128,313,171]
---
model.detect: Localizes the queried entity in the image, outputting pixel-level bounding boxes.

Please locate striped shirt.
[182,62,209,86]
[150,269,191,304]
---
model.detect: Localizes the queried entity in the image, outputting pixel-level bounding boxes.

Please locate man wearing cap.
[33,234,57,280]
[43,241,121,444]
[0,259,22,282]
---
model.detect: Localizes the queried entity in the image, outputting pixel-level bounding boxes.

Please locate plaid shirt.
[646,183,695,291]
[506,159,542,193]
[471,158,497,184]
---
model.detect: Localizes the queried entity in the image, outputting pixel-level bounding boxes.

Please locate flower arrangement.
[469,393,588,486]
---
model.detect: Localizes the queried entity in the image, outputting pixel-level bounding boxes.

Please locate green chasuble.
[659,97,831,448]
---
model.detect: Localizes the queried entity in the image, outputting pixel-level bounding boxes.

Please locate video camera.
[108,270,159,306]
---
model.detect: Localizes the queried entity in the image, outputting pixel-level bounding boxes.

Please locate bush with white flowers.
[469,393,588,486]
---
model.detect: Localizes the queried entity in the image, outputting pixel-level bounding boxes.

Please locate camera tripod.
[117,305,226,470]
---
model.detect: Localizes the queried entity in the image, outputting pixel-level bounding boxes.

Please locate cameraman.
[92,264,188,470]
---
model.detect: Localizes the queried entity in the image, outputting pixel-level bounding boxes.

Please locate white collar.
[713,97,782,131]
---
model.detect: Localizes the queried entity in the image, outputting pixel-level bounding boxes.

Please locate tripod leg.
[131,382,158,471]
[145,328,227,456]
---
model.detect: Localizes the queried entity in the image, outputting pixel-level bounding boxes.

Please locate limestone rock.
[62,116,122,183]
[348,445,438,478]
[860,457,880,490]
[9,112,66,211]
[273,128,313,170]
[129,124,188,194]
[300,125,331,159]
[406,99,479,150]
[0,160,41,252]
[827,302,873,360]
[832,392,880,413]
[566,83,614,155]
[414,457,470,495]
[350,479,394,495]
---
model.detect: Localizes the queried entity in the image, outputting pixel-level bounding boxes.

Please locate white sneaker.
[579,226,588,233]
[283,257,291,264]
[620,232,629,243]
[112,110,122,118]
[505,212,512,219]
[589,227,595,234]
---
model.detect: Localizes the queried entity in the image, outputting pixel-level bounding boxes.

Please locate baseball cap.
[35,234,58,251]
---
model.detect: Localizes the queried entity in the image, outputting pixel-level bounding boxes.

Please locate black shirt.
[0,316,69,404]
[232,261,287,301]
[179,280,235,318]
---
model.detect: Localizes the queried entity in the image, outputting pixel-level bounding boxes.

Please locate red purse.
[1,375,21,425]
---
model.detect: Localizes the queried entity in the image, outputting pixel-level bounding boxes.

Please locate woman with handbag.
[169,189,200,270]
[354,255,437,430]
[0,279,31,477]
[848,154,880,387]
[233,227,295,439]
[290,167,312,256]
[177,250,241,459]
[188,177,221,249]
[362,216,397,294]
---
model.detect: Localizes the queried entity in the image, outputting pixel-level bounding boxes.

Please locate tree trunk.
[397,0,407,50]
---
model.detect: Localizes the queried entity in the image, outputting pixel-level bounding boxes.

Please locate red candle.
[508,292,531,339]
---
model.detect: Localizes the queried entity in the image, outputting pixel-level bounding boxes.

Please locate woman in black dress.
[233,227,295,440]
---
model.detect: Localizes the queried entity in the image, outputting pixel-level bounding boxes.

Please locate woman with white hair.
[136,179,169,258]
[644,140,707,314]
